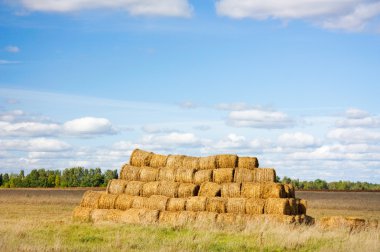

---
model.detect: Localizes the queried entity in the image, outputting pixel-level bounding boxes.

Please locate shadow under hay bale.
[149,154,168,168]
[175,168,196,183]
[98,193,118,209]
[158,181,179,198]
[198,182,221,197]
[221,183,241,197]
[120,164,141,181]
[166,155,185,169]
[114,194,134,211]
[298,199,307,215]
[226,198,246,214]
[245,198,265,214]
[194,169,213,184]
[213,168,234,183]
[234,168,254,183]
[186,196,207,212]
[237,157,259,169]
[178,183,199,198]
[254,168,276,182]
[72,206,92,222]
[146,195,169,211]
[125,181,144,196]
[139,167,159,182]
[265,198,291,215]
[206,197,227,213]
[199,156,217,170]
[166,198,187,211]
[241,182,286,199]
[284,183,295,198]
[106,179,128,194]
[141,181,160,197]
[130,149,153,167]
[80,190,102,208]
[158,167,177,182]
[182,156,200,170]
[215,154,238,168]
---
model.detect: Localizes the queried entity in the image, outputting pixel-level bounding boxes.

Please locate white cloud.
[179,101,197,109]
[0,110,25,122]
[227,108,294,128]
[63,117,116,136]
[142,132,201,147]
[345,108,370,119]
[0,121,61,137]
[278,132,318,148]
[17,0,192,17]
[5,46,20,53]
[216,102,250,111]
[0,138,71,152]
[141,125,179,134]
[327,128,380,143]
[335,108,380,128]
[215,0,380,31]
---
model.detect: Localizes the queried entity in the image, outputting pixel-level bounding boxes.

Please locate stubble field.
[0,189,379,251]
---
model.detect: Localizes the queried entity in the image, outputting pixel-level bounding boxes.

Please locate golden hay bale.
[215,154,238,168]
[114,194,134,210]
[241,182,286,199]
[234,168,255,183]
[206,197,227,213]
[166,198,187,211]
[120,164,141,181]
[141,181,160,197]
[186,196,207,212]
[120,208,159,224]
[226,198,246,214]
[298,199,307,215]
[131,196,148,209]
[139,167,159,182]
[90,209,109,223]
[216,213,247,226]
[182,156,200,170]
[158,181,179,198]
[98,193,118,209]
[72,206,92,222]
[166,155,185,169]
[175,168,196,183]
[195,211,217,226]
[245,198,265,214]
[221,183,241,197]
[146,195,169,211]
[149,154,168,168]
[140,209,160,224]
[158,167,177,182]
[237,156,259,169]
[177,211,197,226]
[265,198,291,215]
[124,181,144,196]
[193,169,213,184]
[254,168,276,182]
[178,183,200,198]
[319,216,366,230]
[198,182,221,197]
[106,179,128,194]
[199,156,217,170]
[284,183,295,198]
[158,211,180,226]
[213,168,234,183]
[130,149,153,167]
[80,190,102,208]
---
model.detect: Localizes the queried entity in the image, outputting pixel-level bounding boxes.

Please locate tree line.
[0,167,118,188]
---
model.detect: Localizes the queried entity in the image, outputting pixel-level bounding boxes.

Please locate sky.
[1,0,380,182]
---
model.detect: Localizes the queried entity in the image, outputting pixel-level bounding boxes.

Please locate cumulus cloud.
[0,138,71,152]
[142,132,202,147]
[278,132,319,148]
[335,108,380,128]
[0,121,61,137]
[141,125,179,134]
[327,128,380,143]
[215,0,380,31]
[63,117,116,136]
[4,46,20,53]
[16,0,192,17]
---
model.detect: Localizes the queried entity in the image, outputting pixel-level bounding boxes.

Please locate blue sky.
[1,0,380,182]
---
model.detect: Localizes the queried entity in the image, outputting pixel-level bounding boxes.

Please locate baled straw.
[234,168,255,183]
[124,181,144,196]
[288,198,298,215]
[216,213,246,226]
[98,193,118,209]
[265,198,291,215]
[166,198,187,211]
[221,183,241,197]
[195,211,217,226]
[114,194,134,210]
[166,155,185,169]
[245,198,265,214]
[141,181,160,197]
[241,182,286,199]
[130,149,153,167]
[90,209,110,223]
[284,183,295,198]
[146,195,169,211]
[118,208,141,224]
[213,168,234,183]
[158,181,179,198]
[215,154,238,168]
[199,156,217,170]
[193,169,213,184]
[198,182,221,197]
[158,167,177,182]
[120,164,141,181]
[177,183,200,197]
[106,179,128,194]
[80,190,101,208]
[131,196,148,209]
[149,154,168,168]
[132,208,159,224]
[298,199,307,215]
[206,197,227,213]
[175,168,196,183]
[72,206,92,222]
[139,167,159,182]
[319,216,365,230]
[237,156,259,169]
[186,196,207,212]
[254,168,276,182]
[226,198,246,214]
[158,211,180,226]
[182,156,200,170]
[176,211,197,226]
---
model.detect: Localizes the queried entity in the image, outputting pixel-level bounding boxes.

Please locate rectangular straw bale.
[166,198,187,211]
[195,211,217,226]
[158,181,179,198]
[234,168,255,183]
[216,154,238,168]
[198,182,221,197]
[124,181,144,196]
[265,198,291,215]
[175,168,196,183]
[139,167,159,182]
[158,167,177,181]
[240,183,260,198]
[115,194,134,210]
[199,156,217,170]
[98,193,118,209]
[158,211,180,226]
[186,196,207,212]
[106,179,128,194]
[80,190,102,208]
[130,149,153,167]
[131,196,148,209]
[221,183,241,197]
[178,183,200,197]
[194,169,213,184]
[146,195,169,211]
[141,181,160,197]
[284,183,295,198]
[298,199,307,215]
[72,206,92,222]
[182,156,200,170]
[245,198,265,214]
[206,197,227,213]
[166,155,185,169]
[254,168,276,182]
[213,168,234,183]
[237,156,259,169]
[149,154,168,168]
[226,198,246,214]
[241,182,286,199]
[120,164,141,181]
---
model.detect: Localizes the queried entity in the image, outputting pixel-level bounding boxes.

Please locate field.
[0,189,379,251]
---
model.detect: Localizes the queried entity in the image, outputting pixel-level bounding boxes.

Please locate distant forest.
[0,168,379,190]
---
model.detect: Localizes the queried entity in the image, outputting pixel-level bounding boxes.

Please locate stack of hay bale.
[73,149,313,226]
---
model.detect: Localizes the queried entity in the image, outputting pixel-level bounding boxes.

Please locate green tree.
[55,175,60,187]
[0,174,3,186]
